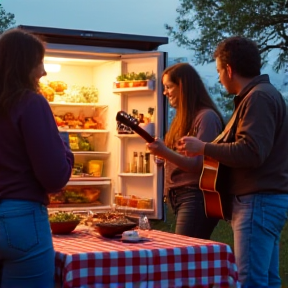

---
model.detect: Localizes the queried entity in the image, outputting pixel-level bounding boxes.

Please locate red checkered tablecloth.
[53,227,238,288]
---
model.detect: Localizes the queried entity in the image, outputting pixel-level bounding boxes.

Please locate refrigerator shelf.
[48,205,111,212]
[73,151,110,159]
[67,178,111,185]
[118,173,153,177]
[49,102,107,108]
[59,128,109,134]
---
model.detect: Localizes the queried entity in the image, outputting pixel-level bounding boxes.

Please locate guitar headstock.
[116,111,139,128]
[115,110,155,143]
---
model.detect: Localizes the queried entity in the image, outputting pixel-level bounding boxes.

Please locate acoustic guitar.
[116,111,155,143]
[200,156,232,220]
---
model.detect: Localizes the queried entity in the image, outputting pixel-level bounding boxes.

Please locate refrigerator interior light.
[44,63,61,73]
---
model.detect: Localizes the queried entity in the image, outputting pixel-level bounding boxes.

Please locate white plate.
[120,237,149,243]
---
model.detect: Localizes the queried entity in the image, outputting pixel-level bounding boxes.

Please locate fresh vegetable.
[49,211,81,222]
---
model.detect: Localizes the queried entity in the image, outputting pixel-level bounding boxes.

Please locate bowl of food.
[49,211,81,235]
[95,222,137,238]
[92,212,137,238]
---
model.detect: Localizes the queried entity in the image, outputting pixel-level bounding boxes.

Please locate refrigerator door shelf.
[115,134,141,139]
[112,80,155,92]
[118,173,153,177]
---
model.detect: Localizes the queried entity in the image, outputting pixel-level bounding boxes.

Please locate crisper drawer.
[48,182,111,211]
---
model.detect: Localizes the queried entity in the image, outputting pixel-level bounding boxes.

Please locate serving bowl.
[95,222,137,238]
[49,211,82,234]
[50,220,80,234]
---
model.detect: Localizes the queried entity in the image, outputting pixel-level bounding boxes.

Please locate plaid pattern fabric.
[53,228,238,288]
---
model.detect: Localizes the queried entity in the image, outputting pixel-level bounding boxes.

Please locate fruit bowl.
[95,222,137,238]
[50,220,80,234]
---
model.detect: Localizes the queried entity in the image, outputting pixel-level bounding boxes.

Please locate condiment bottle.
[138,152,144,173]
[132,151,138,173]
[144,152,150,173]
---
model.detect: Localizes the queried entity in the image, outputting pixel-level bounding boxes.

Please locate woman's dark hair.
[0,28,45,112]
[213,36,261,78]
[163,63,224,148]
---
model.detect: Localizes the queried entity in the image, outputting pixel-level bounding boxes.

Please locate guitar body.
[200,156,232,220]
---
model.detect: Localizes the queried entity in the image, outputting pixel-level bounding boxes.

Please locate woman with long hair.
[147,63,223,239]
[0,28,73,287]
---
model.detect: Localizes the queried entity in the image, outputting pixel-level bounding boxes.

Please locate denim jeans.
[169,187,219,239]
[231,193,288,288]
[0,199,55,288]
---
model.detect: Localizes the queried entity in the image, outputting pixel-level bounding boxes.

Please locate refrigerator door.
[115,52,166,219]
[22,25,167,219]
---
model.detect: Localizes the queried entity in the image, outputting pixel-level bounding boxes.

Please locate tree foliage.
[165,0,288,72]
[0,4,16,33]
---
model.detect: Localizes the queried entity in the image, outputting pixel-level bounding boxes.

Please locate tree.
[165,0,288,72]
[0,4,16,33]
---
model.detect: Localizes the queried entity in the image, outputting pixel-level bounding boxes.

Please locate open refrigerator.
[19,25,168,219]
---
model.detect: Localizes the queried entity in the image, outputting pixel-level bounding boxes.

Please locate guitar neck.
[133,125,155,143]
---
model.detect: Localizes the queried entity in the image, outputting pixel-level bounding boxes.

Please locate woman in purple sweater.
[0,28,74,287]
[147,63,224,239]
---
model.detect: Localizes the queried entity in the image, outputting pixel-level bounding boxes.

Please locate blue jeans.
[231,193,288,288]
[0,200,55,288]
[169,188,219,239]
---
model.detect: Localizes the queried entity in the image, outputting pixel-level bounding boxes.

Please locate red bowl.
[50,220,80,234]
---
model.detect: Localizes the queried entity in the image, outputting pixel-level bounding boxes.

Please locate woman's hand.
[146,138,167,157]
[177,136,206,157]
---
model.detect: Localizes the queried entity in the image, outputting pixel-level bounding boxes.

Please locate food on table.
[49,211,81,222]
[122,230,140,241]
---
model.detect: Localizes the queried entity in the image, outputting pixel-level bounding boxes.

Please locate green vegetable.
[49,211,81,222]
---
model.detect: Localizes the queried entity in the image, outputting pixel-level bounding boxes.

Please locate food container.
[48,186,101,205]
[88,160,103,177]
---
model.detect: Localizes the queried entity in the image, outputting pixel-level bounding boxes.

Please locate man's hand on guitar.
[177,136,206,157]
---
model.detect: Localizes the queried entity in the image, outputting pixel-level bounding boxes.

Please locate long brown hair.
[0,28,45,113]
[164,63,223,148]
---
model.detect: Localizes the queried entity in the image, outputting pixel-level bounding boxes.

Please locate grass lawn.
[150,205,288,286]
